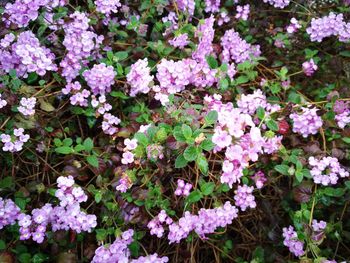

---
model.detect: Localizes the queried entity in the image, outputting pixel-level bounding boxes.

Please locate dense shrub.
[0,0,350,262]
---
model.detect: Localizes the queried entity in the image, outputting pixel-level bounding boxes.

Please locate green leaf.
[266,119,279,131]
[183,146,198,161]
[196,154,208,175]
[18,253,31,263]
[114,51,128,61]
[83,138,94,152]
[0,176,15,190]
[95,229,107,241]
[206,55,218,69]
[74,144,85,152]
[342,137,350,144]
[62,138,73,146]
[200,182,215,195]
[295,170,303,183]
[339,51,350,58]
[204,111,218,125]
[220,79,229,90]
[86,155,99,168]
[187,190,203,203]
[182,124,192,140]
[235,75,249,85]
[256,107,265,120]
[175,154,188,168]
[55,146,73,154]
[274,164,290,175]
[110,91,129,99]
[134,132,149,146]
[0,240,5,250]
[200,139,215,151]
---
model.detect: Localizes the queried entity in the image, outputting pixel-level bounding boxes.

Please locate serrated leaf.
[86,155,99,168]
[295,170,303,183]
[83,138,94,152]
[200,182,215,195]
[134,132,149,146]
[110,91,129,99]
[187,190,202,203]
[196,154,208,175]
[274,164,290,175]
[175,154,188,168]
[183,146,198,161]
[204,111,218,125]
[182,124,192,140]
[206,55,218,69]
[114,51,128,61]
[200,139,215,151]
[55,146,73,154]
[266,119,279,131]
[256,107,265,120]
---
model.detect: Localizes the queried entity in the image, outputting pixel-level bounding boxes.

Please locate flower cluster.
[92,229,169,262]
[204,0,220,13]
[146,144,164,160]
[286,18,301,34]
[235,5,250,21]
[221,29,261,63]
[290,107,323,138]
[176,0,195,16]
[306,12,350,43]
[0,128,30,152]
[174,179,192,196]
[0,198,21,230]
[0,94,7,109]
[308,156,349,185]
[192,16,215,63]
[334,100,350,129]
[251,171,267,189]
[148,210,173,238]
[0,31,57,77]
[302,59,318,76]
[18,176,96,243]
[18,97,36,116]
[167,202,238,243]
[3,0,66,28]
[234,185,256,211]
[282,226,305,257]
[312,219,327,232]
[168,33,189,49]
[83,63,116,95]
[95,0,121,16]
[263,0,290,8]
[206,92,282,188]
[127,58,154,97]
[60,11,104,82]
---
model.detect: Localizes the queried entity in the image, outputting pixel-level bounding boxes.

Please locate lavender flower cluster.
[18,97,36,116]
[334,100,350,129]
[308,156,349,185]
[148,202,238,243]
[127,58,154,97]
[263,0,290,8]
[0,198,21,229]
[306,12,350,43]
[0,31,57,77]
[289,107,323,138]
[282,226,305,257]
[0,128,30,152]
[92,229,169,262]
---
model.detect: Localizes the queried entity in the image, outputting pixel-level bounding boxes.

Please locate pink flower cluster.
[95,0,121,15]
[83,63,116,95]
[286,18,301,34]
[282,226,305,257]
[206,92,282,188]
[334,101,350,129]
[302,59,318,76]
[148,203,238,244]
[0,198,21,230]
[204,0,220,13]
[18,97,36,116]
[234,185,256,211]
[92,229,169,262]
[174,179,192,196]
[235,5,250,21]
[0,128,30,152]
[3,0,66,28]
[306,13,350,43]
[127,58,154,97]
[308,156,349,186]
[290,107,323,138]
[168,33,189,49]
[60,11,104,82]
[192,16,215,63]
[251,171,267,189]
[176,0,195,16]
[221,29,261,64]
[263,0,290,8]
[18,176,96,243]
[0,31,57,77]
[0,94,7,109]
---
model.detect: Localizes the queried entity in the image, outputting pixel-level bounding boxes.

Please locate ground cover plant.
[0,0,350,262]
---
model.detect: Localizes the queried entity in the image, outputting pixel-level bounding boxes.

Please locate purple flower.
[302,59,318,76]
